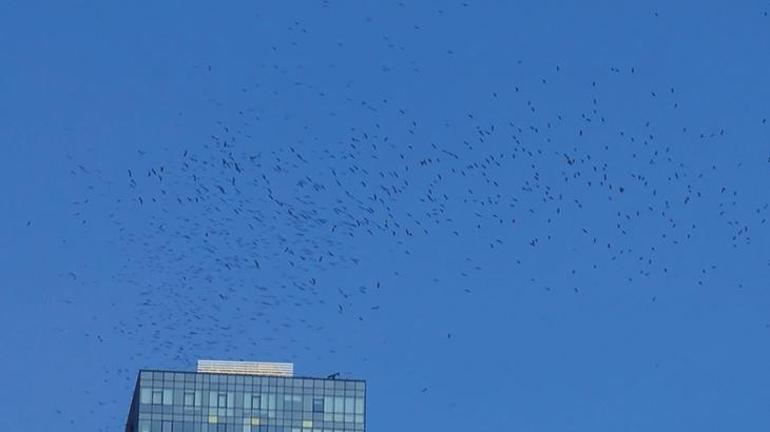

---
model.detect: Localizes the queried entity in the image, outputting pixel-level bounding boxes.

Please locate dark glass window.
[312,397,324,413]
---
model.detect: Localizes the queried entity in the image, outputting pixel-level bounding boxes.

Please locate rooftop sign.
[196,360,294,377]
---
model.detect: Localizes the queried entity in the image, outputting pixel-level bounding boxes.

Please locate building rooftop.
[135,360,365,382]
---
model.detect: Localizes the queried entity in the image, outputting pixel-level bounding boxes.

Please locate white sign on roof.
[197,360,294,377]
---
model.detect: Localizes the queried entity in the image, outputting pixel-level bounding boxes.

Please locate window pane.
[139,420,150,432]
[354,398,364,414]
[163,389,173,405]
[323,397,332,414]
[140,388,152,404]
[184,392,195,406]
[152,390,163,405]
[312,397,324,413]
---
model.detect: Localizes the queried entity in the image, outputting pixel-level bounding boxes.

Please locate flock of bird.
[82,65,767,379]
[50,4,770,431]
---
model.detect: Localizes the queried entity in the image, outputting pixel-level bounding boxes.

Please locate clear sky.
[1,1,769,431]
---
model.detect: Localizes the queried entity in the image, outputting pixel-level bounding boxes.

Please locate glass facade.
[125,370,366,432]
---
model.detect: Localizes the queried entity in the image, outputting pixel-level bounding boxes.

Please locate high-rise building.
[125,360,366,432]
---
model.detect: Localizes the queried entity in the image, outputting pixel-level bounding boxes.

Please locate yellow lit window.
[208,415,218,424]
[251,417,261,426]
[302,420,313,428]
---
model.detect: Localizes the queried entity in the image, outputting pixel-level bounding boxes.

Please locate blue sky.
[1,1,769,430]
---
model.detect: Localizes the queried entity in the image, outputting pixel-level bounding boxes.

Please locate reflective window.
[283,394,301,411]
[140,388,151,404]
[323,397,333,413]
[184,391,195,406]
[138,420,150,432]
[152,390,163,405]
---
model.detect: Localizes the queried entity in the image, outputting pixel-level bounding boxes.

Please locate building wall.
[126,375,141,432]
[129,370,365,432]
